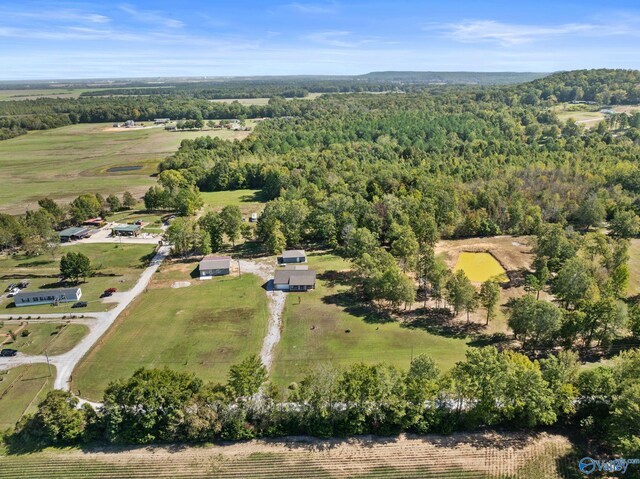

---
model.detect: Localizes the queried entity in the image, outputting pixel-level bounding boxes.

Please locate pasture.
[72,263,269,401]
[0,243,156,313]
[271,253,469,387]
[0,364,55,431]
[0,322,88,355]
[0,123,251,214]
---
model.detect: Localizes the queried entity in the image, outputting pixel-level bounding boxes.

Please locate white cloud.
[286,2,338,14]
[118,4,184,29]
[0,8,111,24]
[430,19,636,46]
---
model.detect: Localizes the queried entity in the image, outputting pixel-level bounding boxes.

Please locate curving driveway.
[0,246,170,390]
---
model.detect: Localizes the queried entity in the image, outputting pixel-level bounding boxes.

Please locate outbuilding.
[199,255,232,277]
[278,250,306,264]
[14,287,82,307]
[58,226,90,242]
[112,224,141,237]
[273,269,316,292]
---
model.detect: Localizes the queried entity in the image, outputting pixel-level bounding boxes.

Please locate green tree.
[106,194,121,213]
[552,257,595,309]
[390,224,419,272]
[103,368,202,444]
[507,295,562,349]
[220,205,243,247]
[70,194,101,223]
[610,209,640,238]
[343,227,379,259]
[122,191,137,209]
[227,355,267,398]
[479,279,500,325]
[165,217,198,257]
[446,270,475,319]
[175,187,203,216]
[60,251,92,282]
[13,390,86,446]
[37,198,65,224]
[198,211,224,252]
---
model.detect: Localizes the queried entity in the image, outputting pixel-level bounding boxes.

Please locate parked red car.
[105,288,117,293]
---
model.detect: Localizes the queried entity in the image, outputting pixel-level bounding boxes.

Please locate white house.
[14,287,82,307]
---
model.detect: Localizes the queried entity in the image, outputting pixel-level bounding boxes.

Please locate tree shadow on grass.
[321,290,394,324]
[317,270,355,289]
[400,307,485,339]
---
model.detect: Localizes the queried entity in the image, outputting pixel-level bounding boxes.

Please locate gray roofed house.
[199,255,232,277]
[58,227,90,242]
[278,250,306,264]
[273,269,316,291]
[14,287,82,307]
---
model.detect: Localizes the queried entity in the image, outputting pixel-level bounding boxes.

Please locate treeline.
[7,348,639,457]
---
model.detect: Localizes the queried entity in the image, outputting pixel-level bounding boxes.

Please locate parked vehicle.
[105,288,117,293]
[100,291,113,298]
[5,283,16,292]
[18,280,30,289]
[7,288,20,297]
[0,349,18,357]
[72,301,88,308]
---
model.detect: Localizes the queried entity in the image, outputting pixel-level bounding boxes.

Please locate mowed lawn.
[0,364,55,431]
[72,266,269,401]
[0,322,88,355]
[0,243,156,313]
[0,123,251,214]
[271,253,469,387]
[201,189,266,218]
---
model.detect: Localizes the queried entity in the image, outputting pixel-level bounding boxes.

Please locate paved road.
[0,246,170,390]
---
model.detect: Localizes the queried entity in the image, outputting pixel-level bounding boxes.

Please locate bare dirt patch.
[171,281,191,289]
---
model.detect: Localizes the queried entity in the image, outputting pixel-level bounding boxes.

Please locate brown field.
[0,431,576,478]
[435,235,534,272]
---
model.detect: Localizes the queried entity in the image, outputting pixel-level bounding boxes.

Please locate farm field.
[0,364,55,431]
[72,263,269,401]
[201,189,266,217]
[0,432,577,478]
[0,88,93,101]
[0,123,251,214]
[271,253,469,387]
[0,322,88,355]
[0,243,156,313]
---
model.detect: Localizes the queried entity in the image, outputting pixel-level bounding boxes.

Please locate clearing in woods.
[71,262,269,401]
[0,432,577,479]
[0,123,251,214]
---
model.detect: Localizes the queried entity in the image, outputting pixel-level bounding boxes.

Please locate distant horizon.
[0,70,559,84]
[2,0,640,80]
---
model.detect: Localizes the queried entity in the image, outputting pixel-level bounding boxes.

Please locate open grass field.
[0,322,88,355]
[72,262,269,401]
[271,253,469,387]
[0,432,577,478]
[0,88,94,101]
[0,243,156,313]
[0,364,55,431]
[453,252,507,283]
[0,123,251,214]
[201,189,266,218]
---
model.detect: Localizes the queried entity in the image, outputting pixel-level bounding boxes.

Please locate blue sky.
[2,1,640,79]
